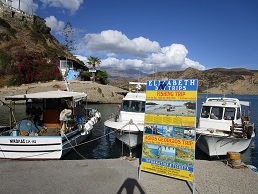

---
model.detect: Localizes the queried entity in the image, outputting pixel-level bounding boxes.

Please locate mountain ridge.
[108,67,258,95]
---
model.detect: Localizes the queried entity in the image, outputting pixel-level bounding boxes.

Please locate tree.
[96,70,108,85]
[87,56,101,81]
[62,22,76,51]
[62,22,76,80]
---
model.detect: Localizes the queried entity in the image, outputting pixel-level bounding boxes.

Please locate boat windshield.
[201,106,210,118]
[122,100,145,113]
[201,106,239,120]
[224,107,235,120]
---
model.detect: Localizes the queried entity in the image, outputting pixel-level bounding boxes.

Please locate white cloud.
[74,55,87,65]
[101,58,144,70]
[40,0,83,14]
[146,44,205,71]
[184,58,205,70]
[84,30,160,57]
[45,16,64,32]
[75,31,205,74]
[11,0,38,14]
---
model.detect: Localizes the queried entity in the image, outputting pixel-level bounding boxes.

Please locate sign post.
[141,79,198,187]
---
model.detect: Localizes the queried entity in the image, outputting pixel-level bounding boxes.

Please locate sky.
[5,0,258,73]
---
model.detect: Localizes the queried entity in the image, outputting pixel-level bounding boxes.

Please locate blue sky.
[7,0,258,73]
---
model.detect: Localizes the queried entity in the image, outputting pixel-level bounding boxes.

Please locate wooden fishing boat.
[0,90,101,160]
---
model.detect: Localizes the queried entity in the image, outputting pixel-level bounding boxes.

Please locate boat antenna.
[65,79,70,91]
[206,84,209,99]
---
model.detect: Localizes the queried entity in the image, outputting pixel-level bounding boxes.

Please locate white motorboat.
[196,97,255,156]
[104,82,146,151]
[0,90,101,160]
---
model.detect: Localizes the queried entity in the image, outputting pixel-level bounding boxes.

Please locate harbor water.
[0,94,257,168]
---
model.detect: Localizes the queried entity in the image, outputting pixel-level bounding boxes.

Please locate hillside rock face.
[0,3,78,66]
[0,81,126,104]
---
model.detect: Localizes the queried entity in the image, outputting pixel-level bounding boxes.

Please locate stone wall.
[0,2,33,25]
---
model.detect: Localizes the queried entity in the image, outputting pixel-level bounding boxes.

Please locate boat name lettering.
[9,139,37,143]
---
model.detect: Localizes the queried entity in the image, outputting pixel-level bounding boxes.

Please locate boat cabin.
[4,91,88,130]
[121,93,146,113]
[198,98,250,131]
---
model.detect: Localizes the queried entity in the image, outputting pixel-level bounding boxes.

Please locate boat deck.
[41,127,60,136]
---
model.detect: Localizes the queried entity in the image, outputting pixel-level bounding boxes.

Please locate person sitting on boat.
[59,109,72,135]
[210,112,219,120]
[201,110,209,118]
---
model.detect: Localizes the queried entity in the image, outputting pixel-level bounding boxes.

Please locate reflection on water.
[0,94,257,168]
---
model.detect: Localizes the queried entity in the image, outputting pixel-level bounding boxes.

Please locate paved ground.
[0,158,257,194]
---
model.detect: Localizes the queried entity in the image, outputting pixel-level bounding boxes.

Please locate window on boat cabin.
[122,100,145,113]
[130,101,140,112]
[45,99,68,110]
[236,108,241,119]
[224,107,235,120]
[122,100,129,111]
[140,101,146,113]
[210,107,223,120]
[201,106,210,118]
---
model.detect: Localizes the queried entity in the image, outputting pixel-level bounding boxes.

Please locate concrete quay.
[0,158,257,194]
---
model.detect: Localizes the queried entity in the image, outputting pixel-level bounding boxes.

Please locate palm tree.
[87,56,101,81]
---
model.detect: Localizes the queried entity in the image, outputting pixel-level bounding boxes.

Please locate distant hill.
[101,67,148,79]
[109,67,258,95]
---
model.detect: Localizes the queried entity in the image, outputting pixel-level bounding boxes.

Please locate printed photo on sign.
[144,124,174,137]
[144,124,195,139]
[175,148,194,166]
[142,143,176,163]
[145,100,196,117]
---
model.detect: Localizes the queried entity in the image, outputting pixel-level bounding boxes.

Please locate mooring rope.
[64,133,85,159]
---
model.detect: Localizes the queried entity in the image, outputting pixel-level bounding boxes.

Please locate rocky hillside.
[110,67,258,95]
[0,81,127,104]
[0,4,81,86]
[0,5,76,61]
[141,68,258,95]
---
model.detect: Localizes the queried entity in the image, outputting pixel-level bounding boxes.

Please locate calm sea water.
[0,94,257,168]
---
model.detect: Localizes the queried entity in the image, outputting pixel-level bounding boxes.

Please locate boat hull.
[104,119,144,148]
[196,134,253,156]
[0,130,90,160]
[112,130,143,148]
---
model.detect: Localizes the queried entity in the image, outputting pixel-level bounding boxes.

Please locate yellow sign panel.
[146,91,197,100]
[144,114,196,126]
[141,79,198,182]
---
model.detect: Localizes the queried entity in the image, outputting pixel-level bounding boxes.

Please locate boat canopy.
[239,101,250,107]
[123,93,146,101]
[4,91,87,101]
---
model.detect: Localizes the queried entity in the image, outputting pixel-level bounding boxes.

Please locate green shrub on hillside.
[0,18,17,37]
[80,71,92,81]
[0,18,11,28]
[0,49,14,75]
[33,16,51,34]
[96,70,108,85]
[7,75,23,86]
